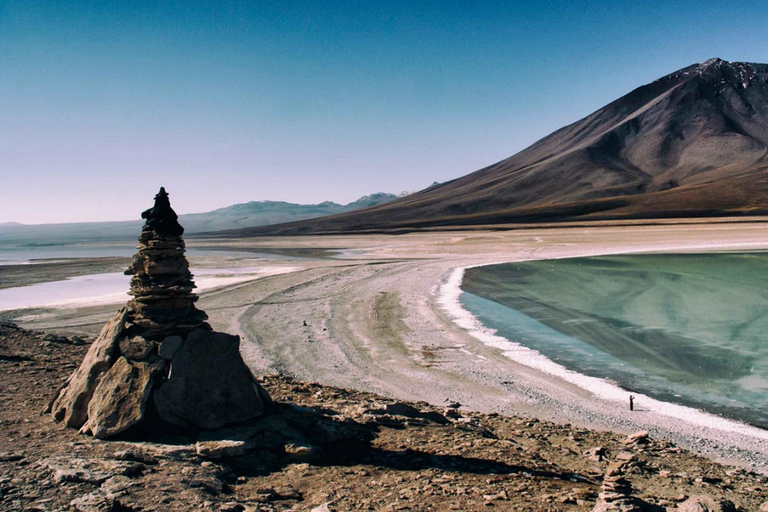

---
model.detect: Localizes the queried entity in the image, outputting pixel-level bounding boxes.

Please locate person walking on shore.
[629,395,635,411]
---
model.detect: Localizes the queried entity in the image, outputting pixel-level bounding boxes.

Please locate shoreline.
[440,265,768,441]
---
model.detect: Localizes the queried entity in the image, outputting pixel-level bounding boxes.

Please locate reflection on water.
[462,253,768,428]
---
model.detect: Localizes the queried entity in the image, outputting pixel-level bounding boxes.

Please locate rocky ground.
[2,323,768,511]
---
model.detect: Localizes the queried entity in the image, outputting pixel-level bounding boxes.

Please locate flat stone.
[195,440,250,459]
[81,357,153,438]
[598,491,627,502]
[593,498,643,512]
[145,258,189,275]
[285,442,318,457]
[42,457,143,486]
[42,457,113,485]
[624,431,649,444]
[49,309,128,428]
[100,475,138,498]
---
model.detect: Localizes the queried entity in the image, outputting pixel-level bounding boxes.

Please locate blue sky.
[1,0,767,223]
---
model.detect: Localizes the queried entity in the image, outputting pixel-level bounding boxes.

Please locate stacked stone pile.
[592,452,642,512]
[49,188,267,438]
[124,187,207,333]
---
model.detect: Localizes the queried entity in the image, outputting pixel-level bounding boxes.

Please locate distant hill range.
[236,58,768,235]
[0,193,401,245]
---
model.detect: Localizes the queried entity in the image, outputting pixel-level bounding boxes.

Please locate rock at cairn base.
[154,328,265,429]
[49,188,266,438]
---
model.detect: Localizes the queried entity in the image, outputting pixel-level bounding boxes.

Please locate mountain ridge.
[234,58,768,235]
[0,193,401,245]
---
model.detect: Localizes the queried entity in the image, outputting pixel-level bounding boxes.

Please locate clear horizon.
[2,1,767,224]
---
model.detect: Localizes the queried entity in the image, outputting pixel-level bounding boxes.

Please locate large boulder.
[80,357,154,438]
[49,309,127,428]
[153,328,265,429]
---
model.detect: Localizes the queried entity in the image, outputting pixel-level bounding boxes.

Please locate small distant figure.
[629,395,635,411]
[303,320,308,327]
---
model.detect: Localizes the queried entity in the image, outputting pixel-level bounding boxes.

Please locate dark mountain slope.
[237,59,768,235]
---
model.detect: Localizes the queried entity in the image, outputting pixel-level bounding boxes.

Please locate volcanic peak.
[235,58,768,234]
[656,58,767,91]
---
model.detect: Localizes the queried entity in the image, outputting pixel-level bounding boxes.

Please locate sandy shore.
[7,222,768,472]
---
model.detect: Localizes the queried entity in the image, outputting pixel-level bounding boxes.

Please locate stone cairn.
[124,186,208,334]
[49,188,268,438]
[592,448,643,512]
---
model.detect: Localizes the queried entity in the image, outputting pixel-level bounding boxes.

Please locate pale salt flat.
[0,266,300,311]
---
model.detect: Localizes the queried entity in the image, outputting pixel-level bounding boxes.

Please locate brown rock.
[70,491,113,512]
[153,328,265,429]
[592,500,643,512]
[195,440,250,459]
[677,495,737,512]
[118,335,155,361]
[101,475,138,498]
[624,431,649,445]
[43,457,113,485]
[285,442,318,457]
[49,309,127,428]
[81,357,154,438]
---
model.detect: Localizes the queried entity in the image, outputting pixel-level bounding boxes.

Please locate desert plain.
[4,221,768,466]
[3,221,768,511]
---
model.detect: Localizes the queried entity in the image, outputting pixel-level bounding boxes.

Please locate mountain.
[178,193,400,233]
[0,193,400,245]
[238,58,768,235]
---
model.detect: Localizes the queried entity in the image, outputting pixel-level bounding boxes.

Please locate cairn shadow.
[222,403,595,485]
[111,401,595,485]
[320,447,594,483]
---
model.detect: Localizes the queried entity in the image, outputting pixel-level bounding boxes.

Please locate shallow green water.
[462,253,768,428]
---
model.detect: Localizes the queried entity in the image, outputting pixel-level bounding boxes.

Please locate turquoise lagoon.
[461,253,768,429]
